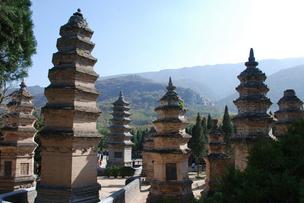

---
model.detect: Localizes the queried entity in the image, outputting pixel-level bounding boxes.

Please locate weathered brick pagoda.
[0,81,36,192]
[147,78,193,203]
[142,127,156,182]
[273,89,304,138]
[204,119,229,193]
[34,9,101,203]
[107,91,133,167]
[232,48,272,171]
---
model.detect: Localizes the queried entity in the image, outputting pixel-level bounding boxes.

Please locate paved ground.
[98,171,206,202]
[98,177,127,199]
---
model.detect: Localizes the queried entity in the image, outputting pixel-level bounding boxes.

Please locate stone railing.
[0,187,35,203]
[99,177,141,203]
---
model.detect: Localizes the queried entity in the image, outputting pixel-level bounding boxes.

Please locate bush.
[120,166,135,177]
[203,120,304,203]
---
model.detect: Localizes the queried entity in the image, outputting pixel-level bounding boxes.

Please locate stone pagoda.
[107,91,133,167]
[204,119,229,193]
[34,9,101,203]
[231,48,273,171]
[0,81,36,192]
[273,89,304,138]
[142,127,156,182]
[147,78,193,203]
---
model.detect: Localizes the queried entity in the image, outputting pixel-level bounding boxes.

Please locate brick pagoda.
[204,119,229,192]
[232,48,273,171]
[273,89,304,138]
[0,81,36,192]
[34,9,101,203]
[107,91,133,167]
[142,127,156,182]
[147,78,193,203]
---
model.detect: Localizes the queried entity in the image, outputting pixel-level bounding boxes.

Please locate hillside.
[29,75,218,127]
[217,65,304,112]
[137,57,304,100]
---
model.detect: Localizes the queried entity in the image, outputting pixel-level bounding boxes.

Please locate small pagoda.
[147,78,193,203]
[107,91,133,167]
[231,48,273,171]
[204,119,229,193]
[273,89,304,138]
[0,81,36,192]
[35,9,101,203]
[142,127,156,182]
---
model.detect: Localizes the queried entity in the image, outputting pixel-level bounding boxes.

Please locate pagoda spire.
[35,10,101,203]
[273,89,304,138]
[0,80,36,192]
[147,77,193,203]
[245,48,258,67]
[107,91,133,167]
[232,49,272,171]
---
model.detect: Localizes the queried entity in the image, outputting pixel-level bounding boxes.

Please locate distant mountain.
[217,65,304,112]
[28,57,304,123]
[137,57,304,100]
[29,75,217,127]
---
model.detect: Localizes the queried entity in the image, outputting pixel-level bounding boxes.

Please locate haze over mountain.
[217,65,304,112]
[27,57,304,123]
[136,57,304,101]
[28,75,216,127]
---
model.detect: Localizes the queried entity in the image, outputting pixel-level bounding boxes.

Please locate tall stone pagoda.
[142,127,156,182]
[204,119,229,193]
[0,81,36,192]
[107,91,133,167]
[273,89,304,138]
[147,78,193,203]
[35,9,101,203]
[232,48,273,171]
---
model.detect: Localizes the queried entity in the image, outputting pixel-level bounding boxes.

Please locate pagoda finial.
[169,77,173,87]
[20,79,26,89]
[245,48,258,67]
[119,91,123,98]
[249,48,255,62]
[74,8,83,17]
[167,77,176,91]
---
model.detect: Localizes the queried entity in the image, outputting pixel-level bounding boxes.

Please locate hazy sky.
[27,0,304,86]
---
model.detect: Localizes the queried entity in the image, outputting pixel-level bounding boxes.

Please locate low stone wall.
[0,178,141,203]
[0,187,35,203]
[100,177,141,203]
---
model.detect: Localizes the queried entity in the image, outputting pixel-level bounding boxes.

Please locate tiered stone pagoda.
[34,9,101,203]
[142,127,156,182]
[204,119,229,193]
[107,91,133,167]
[232,48,273,171]
[273,89,304,138]
[147,78,193,203]
[0,81,36,192]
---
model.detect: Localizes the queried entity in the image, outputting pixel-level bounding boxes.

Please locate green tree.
[221,105,233,152]
[33,110,44,176]
[97,127,110,152]
[191,113,206,177]
[203,120,304,203]
[201,117,207,135]
[131,128,146,158]
[0,0,36,103]
[207,114,213,130]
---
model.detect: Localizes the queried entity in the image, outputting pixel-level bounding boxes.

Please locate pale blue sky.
[27,0,304,86]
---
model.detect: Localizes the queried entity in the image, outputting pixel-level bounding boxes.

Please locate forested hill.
[28,75,217,127]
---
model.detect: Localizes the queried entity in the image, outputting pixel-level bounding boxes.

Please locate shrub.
[203,120,304,203]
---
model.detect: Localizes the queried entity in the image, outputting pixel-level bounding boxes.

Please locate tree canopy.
[203,120,304,203]
[0,0,36,101]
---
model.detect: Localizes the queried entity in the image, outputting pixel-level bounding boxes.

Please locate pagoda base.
[34,183,100,203]
[0,175,35,193]
[147,179,193,203]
